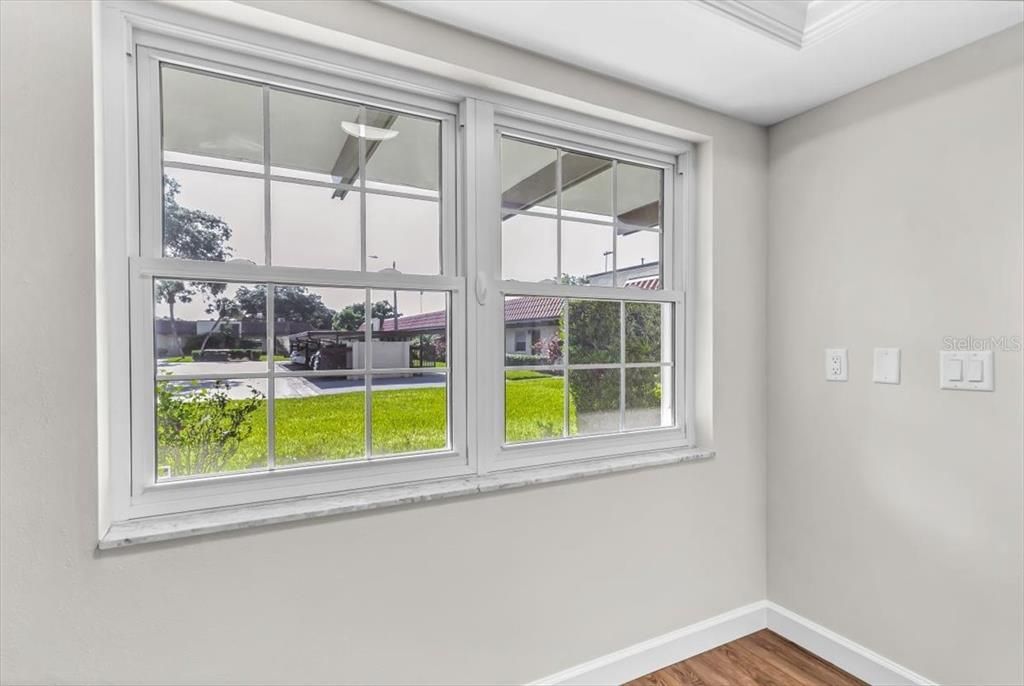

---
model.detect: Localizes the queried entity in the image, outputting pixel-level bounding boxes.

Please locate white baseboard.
[528,600,935,686]
[528,601,768,685]
[766,602,936,686]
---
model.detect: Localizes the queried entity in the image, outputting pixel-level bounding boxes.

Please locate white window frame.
[471,110,693,473]
[96,3,699,535]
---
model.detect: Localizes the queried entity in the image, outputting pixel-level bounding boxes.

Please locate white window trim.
[95,2,708,546]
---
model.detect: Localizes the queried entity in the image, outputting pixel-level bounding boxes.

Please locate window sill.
[99,447,713,549]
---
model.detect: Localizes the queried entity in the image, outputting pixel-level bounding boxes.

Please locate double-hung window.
[100,10,696,532]
[485,120,687,470]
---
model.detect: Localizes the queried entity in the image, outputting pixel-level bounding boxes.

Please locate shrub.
[155,378,265,477]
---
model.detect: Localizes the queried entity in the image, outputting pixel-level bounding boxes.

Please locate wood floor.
[625,630,866,686]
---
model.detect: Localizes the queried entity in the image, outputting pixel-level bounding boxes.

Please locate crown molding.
[696,0,881,50]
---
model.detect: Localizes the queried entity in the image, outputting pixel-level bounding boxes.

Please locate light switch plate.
[940,350,993,391]
[826,348,848,381]
[873,347,900,384]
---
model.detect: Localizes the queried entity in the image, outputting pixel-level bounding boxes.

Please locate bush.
[156,378,264,477]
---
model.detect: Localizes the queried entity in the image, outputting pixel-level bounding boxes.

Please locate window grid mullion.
[262,85,276,471]
[619,301,626,433]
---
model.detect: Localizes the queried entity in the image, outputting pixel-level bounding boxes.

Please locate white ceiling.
[383,0,1024,125]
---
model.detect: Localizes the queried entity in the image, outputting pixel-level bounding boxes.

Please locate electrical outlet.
[826,348,848,381]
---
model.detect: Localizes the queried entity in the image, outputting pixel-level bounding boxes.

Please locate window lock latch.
[475,272,488,305]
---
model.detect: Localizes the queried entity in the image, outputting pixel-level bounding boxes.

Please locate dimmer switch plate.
[826,348,848,381]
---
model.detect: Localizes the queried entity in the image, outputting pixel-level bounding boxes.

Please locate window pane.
[617,228,661,286]
[502,214,557,282]
[274,286,364,370]
[269,88,361,184]
[616,162,662,231]
[365,193,440,275]
[625,367,671,430]
[567,299,620,364]
[505,370,565,443]
[271,181,361,271]
[567,368,619,436]
[501,137,557,213]
[369,289,448,369]
[625,302,669,364]
[371,371,447,455]
[561,151,612,220]
[504,296,563,366]
[154,279,266,374]
[274,375,365,465]
[161,66,263,172]
[363,108,440,197]
[562,221,613,284]
[155,378,267,480]
[162,169,265,264]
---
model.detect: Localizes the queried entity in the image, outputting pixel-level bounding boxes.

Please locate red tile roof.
[624,276,661,290]
[371,281,661,334]
[503,296,563,322]
[373,309,448,333]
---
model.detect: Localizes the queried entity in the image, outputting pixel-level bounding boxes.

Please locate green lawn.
[157,374,573,477]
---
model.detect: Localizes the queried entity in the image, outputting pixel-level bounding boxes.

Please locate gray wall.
[0,1,767,683]
[767,25,1024,686]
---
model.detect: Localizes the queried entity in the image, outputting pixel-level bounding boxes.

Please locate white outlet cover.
[873,347,901,384]
[825,348,848,382]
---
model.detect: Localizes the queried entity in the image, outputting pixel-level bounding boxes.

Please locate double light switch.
[940,350,993,391]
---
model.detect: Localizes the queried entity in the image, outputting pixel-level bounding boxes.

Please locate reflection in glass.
[161,66,264,172]
[568,368,620,436]
[369,289,448,369]
[624,367,671,430]
[501,137,557,212]
[154,279,266,373]
[616,162,662,231]
[561,151,612,219]
[271,182,361,271]
[269,88,361,184]
[505,369,565,443]
[371,371,448,455]
[365,193,440,275]
[616,228,661,282]
[162,169,265,264]
[155,377,267,480]
[363,107,440,196]
[625,302,667,364]
[561,221,614,284]
[274,375,365,465]
[567,299,620,364]
[502,214,557,282]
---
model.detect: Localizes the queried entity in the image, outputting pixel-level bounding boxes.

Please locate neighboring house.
[154,318,313,357]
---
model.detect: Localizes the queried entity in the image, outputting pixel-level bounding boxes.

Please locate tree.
[195,295,244,357]
[332,303,365,332]
[332,299,400,333]
[234,285,336,329]
[371,299,400,332]
[564,300,662,431]
[157,176,233,355]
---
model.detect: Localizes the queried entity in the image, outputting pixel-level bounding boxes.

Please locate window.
[100,12,694,526]
[496,131,681,463]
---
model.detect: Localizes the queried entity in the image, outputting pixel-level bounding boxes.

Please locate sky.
[156,66,661,322]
